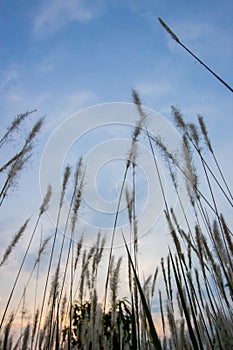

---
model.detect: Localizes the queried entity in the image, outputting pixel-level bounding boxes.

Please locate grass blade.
[123,234,162,350]
[169,250,200,349]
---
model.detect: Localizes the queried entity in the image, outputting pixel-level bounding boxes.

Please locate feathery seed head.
[40,184,52,215]
[198,115,213,152]
[188,123,201,150]
[171,106,186,132]
[158,17,180,43]
[60,165,71,207]
[26,117,44,146]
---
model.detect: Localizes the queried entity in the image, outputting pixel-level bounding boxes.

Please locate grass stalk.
[0,185,51,330]
[158,17,233,93]
[123,234,162,350]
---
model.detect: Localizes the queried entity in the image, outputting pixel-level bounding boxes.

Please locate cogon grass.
[0,99,232,349]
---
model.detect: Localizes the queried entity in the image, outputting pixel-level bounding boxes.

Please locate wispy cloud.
[65,90,97,112]
[33,0,105,38]
[136,81,173,100]
[0,64,19,93]
[36,54,56,73]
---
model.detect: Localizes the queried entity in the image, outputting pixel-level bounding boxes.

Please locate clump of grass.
[151,105,233,349]
[0,97,232,350]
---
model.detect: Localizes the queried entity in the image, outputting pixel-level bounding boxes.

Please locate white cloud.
[0,65,19,92]
[36,54,56,73]
[3,90,50,117]
[33,0,105,38]
[65,90,97,112]
[43,89,98,133]
[136,81,173,100]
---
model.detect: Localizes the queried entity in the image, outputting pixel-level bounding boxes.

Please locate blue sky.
[1,0,232,118]
[0,0,232,320]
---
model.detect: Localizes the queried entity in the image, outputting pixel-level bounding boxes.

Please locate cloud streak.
[33,0,105,38]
